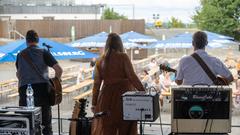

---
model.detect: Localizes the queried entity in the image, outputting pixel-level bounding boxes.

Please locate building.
[0,0,103,20]
[0,0,75,6]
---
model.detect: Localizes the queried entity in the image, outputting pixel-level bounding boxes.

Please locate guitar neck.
[159,64,177,73]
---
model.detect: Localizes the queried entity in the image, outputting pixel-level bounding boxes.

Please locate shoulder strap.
[21,50,46,80]
[191,53,217,82]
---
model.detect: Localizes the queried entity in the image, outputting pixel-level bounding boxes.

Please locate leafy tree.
[193,0,240,40]
[168,17,185,28]
[102,8,127,20]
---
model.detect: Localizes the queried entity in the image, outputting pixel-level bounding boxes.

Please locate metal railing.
[9,30,25,40]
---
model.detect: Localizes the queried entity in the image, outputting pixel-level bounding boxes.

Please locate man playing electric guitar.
[175,31,233,86]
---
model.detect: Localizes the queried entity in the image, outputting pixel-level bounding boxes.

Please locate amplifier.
[0,114,30,135]
[171,86,232,134]
[0,106,41,135]
[122,91,159,122]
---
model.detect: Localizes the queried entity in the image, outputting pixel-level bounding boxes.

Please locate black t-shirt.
[43,49,57,67]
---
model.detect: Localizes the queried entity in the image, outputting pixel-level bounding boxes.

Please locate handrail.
[9,30,25,40]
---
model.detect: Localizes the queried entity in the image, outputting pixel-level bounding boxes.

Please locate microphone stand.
[45,45,62,135]
[139,108,144,135]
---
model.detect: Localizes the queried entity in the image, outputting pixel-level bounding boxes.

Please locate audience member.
[159,71,172,108]
[152,73,161,92]
[76,67,85,84]
[141,70,152,88]
[148,58,158,69]
[90,58,97,68]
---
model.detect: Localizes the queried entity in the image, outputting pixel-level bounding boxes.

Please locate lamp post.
[99,4,105,19]
[153,13,160,21]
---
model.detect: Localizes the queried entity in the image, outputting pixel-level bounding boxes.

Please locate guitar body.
[215,75,229,85]
[69,101,81,135]
[69,99,92,135]
[49,77,62,105]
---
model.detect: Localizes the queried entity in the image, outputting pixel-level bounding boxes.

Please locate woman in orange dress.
[91,33,145,135]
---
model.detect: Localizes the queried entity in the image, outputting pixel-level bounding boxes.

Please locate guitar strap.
[191,53,217,84]
[21,50,46,81]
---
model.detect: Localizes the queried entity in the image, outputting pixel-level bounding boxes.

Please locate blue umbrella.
[0,38,98,63]
[68,32,108,47]
[152,33,226,49]
[204,31,234,40]
[68,31,139,48]
[189,31,235,45]
[204,31,235,44]
[121,38,139,49]
[151,33,192,48]
[0,51,7,62]
[120,31,158,43]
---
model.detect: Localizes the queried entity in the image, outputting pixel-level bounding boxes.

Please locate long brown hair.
[102,33,124,71]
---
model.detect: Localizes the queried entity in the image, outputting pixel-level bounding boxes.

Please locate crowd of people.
[138,58,176,109]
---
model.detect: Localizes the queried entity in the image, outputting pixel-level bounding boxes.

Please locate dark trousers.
[41,106,53,135]
[19,83,53,135]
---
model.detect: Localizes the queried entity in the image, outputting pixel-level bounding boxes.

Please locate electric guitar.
[69,98,91,135]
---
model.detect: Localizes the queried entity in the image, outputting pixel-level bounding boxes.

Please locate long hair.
[102,33,124,71]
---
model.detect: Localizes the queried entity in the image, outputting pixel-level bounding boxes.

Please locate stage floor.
[1,89,240,135]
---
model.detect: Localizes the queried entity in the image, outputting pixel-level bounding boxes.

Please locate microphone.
[42,43,52,48]
[94,111,108,118]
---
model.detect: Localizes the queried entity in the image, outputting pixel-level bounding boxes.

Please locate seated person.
[159,71,172,108]
[236,58,240,77]
[140,70,152,89]
[160,71,171,92]
[148,58,158,69]
[76,68,85,84]
[234,78,240,105]
[152,73,161,92]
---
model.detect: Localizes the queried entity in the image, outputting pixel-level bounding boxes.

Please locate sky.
[76,0,201,23]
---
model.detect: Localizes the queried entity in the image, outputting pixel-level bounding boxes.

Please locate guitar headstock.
[78,98,88,118]
[159,64,177,73]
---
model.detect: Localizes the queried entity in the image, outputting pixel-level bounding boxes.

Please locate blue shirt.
[16,46,57,87]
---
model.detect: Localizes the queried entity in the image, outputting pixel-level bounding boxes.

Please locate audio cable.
[159,103,164,135]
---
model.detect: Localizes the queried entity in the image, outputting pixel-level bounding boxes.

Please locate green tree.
[168,17,185,28]
[102,8,127,20]
[193,0,240,40]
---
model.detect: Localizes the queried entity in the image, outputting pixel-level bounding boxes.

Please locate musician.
[175,31,233,85]
[91,33,145,135]
[16,30,63,135]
